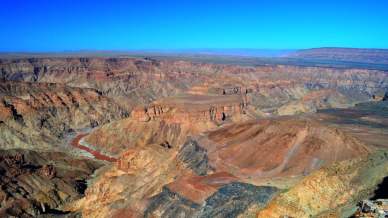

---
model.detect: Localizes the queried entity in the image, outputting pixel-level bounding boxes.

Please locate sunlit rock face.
[84,94,251,157]
[195,117,370,179]
[257,151,388,218]
[1,58,387,113]
[0,80,129,150]
[131,95,248,123]
[0,149,102,217]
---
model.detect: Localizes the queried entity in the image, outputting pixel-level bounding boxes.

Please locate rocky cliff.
[0,80,129,150]
[0,149,102,217]
[1,57,387,114]
[85,94,250,156]
[131,95,248,123]
[71,143,190,218]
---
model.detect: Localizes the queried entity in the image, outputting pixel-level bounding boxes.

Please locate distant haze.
[120,49,295,57]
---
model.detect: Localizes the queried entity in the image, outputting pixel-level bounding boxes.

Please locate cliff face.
[0,149,102,217]
[83,118,193,156]
[85,94,250,156]
[131,95,248,123]
[73,144,190,218]
[1,57,387,114]
[0,80,129,150]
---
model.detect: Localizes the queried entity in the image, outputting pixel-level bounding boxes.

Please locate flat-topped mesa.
[131,95,248,123]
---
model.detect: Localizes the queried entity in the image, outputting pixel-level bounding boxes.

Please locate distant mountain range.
[0,49,294,58]
[2,47,388,70]
[286,47,388,64]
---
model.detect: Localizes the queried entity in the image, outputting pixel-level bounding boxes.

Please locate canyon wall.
[0,80,129,150]
[131,95,248,123]
[1,58,387,114]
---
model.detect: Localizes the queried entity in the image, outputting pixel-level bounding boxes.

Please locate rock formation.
[0,80,129,150]
[256,151,388,218]
[197,117,370,178]
[177,139,211,176]
[145,183,279,218]
[0,149,102,217]
[73,144,189,218]
[84,94,249,156]
[131,95,248,123]
[1,57,387,114]
[353,199,388,217]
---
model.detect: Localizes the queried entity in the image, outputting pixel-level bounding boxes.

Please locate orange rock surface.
[198,117,370,179]
[131,94,248,123]
[167,172,238,204]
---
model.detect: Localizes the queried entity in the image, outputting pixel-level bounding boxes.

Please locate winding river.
[70,133,117,162]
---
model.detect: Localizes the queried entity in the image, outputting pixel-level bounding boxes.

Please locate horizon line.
[1,46,388,54]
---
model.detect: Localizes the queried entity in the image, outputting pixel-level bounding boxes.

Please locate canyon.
[0,54,387,217]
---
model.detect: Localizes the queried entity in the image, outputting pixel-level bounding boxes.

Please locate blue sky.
[1,0,388,51]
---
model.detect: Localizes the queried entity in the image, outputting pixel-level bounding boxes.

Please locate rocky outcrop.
[199,117,370,178]
[0,149,102,217]
[84,94,250,156]
[277,89,352,115]
[177,139,211,176]
[38,164,56,179]
[144,187,200,218]
[145,182,279,218]
[84,118,192,156]
[131,95,248,123]
[353,199,388,217]
[1,57,387,114]
[0,80,129,150]
[256,151,388,218]
[76,144,190,218]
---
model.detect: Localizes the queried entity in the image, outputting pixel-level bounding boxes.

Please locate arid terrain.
[0,51,387,217]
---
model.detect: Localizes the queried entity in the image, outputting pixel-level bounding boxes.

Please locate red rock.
[38,165,56,179]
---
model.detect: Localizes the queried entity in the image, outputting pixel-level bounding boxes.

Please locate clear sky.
[1,0,388,51]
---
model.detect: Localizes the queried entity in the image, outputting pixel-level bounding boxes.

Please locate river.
[70,133,117,162]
